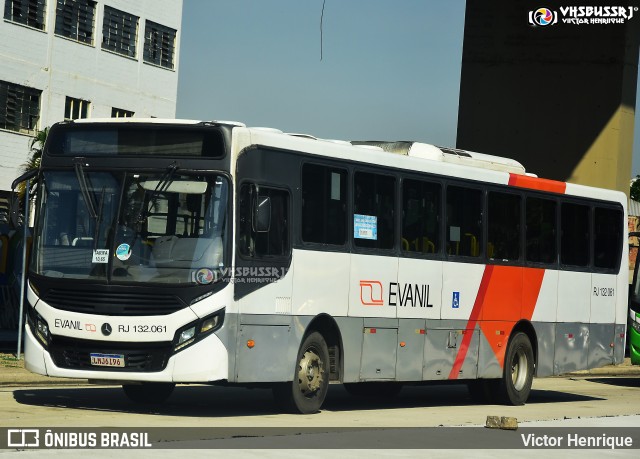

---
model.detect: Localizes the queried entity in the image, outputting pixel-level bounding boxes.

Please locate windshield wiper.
[73,158,98,220]
[93,187,106,250]
[134,162,180,224]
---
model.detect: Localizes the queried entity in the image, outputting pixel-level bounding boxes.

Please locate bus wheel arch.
[272,314,342,414]
[273,330,330,413]
[303,314,343,383]
[510,320,538,373]
[499,321,537,405]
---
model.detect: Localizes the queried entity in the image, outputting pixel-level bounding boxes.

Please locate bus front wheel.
[122,382,175,404]
[272,331,330,414]
[498,332,534,405]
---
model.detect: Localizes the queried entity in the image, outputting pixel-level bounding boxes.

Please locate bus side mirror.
[254,195,271,233]
[10,169,39,229]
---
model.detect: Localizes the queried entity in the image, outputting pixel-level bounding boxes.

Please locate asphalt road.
[1,377,639,457]
[1,376,639,428]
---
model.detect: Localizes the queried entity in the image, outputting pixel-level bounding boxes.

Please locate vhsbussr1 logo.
[529,8,557,26]
[529,5,638,26]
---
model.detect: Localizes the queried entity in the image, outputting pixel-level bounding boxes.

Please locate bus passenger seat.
[152,236,223,268]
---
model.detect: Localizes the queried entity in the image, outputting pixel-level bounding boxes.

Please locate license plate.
[90,353,125,368]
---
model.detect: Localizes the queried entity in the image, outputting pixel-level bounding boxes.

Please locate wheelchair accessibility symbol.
[452,292,460,309]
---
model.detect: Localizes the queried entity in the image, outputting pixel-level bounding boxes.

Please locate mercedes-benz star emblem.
[101,323,112,336]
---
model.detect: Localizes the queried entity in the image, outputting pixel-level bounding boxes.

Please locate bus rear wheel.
[498,332,534,405]
[272,331,329,414]
[122,382,175,404]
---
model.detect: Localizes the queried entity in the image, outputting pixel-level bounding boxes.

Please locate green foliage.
[17,127,48,199]
[632,176,640,202]
[22,126,48,174]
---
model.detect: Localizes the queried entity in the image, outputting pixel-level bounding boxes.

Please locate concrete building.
[0,0,183,200]
[456,0,639,196]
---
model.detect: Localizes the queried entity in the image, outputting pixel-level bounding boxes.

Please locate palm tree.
[22,127,48,174]
[15,127,48,216]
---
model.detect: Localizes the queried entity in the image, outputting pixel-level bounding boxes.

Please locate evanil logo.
[529,8,558,26]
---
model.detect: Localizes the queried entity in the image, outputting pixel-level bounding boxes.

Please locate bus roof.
[58,119,626,206]
[72,118,246,127]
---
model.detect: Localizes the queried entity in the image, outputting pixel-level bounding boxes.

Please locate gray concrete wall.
[456,0,640,195]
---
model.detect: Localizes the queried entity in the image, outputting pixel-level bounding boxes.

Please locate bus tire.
[499,332,534,405]
[272,331,329,414]
[344,382,403,398]
[122,382,175,404]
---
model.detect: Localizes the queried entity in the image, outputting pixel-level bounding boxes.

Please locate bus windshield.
[32,170,229,285]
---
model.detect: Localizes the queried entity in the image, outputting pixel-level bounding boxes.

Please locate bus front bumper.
[24,326,229,383]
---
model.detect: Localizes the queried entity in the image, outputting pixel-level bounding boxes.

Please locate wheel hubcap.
[297,349,324,396]
[511,349,528,391]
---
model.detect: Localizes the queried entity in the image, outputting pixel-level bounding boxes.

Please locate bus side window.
[526,197,556,264]
[239,184,290,258]
[353,172,396,250]
[301,164,347,245]
[594,207,622,270]
[402,179,440,254]
[446,186,482,257]
[487,191,520,261]
[560,202,590,267]
[239,184,255,256]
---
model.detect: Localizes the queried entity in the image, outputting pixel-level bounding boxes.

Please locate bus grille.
[49,337,172,372]
[43,289,185,316]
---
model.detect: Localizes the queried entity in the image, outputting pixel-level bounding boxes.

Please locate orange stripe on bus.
[448,266,545,379]
[448,266,493,379]
[508,173,566,194]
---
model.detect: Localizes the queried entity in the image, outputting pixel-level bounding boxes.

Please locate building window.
[143,20,176,69]
[64,96,89,119]
[4,0,46,30]
[55,0,96,45]
[102,6,138,57]
[0,80,41,134]
[111,107,133,118]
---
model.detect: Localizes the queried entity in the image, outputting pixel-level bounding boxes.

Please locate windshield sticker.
[92,249,109,264]
[115,243,132,261]
[354,214,377,240]
[194,268,215,285]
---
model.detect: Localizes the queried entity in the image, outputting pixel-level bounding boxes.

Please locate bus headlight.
[632,320,640,334]
[200,316,220,333]
[175,327,196,351]
[173,309,224,353]
[28,311,50,349]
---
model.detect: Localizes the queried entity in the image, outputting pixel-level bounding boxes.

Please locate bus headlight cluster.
[173,309,224,353]
[632,320,640,334]
[27,309,50,349]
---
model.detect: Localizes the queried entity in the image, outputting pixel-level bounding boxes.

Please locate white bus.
[20,119,627,413]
